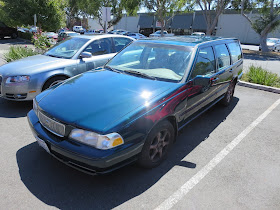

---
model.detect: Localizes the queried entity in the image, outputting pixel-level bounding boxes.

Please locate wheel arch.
[41,74,70,91]
[145,115,178,142]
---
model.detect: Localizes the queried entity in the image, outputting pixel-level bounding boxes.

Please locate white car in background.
[73,26,85,34]
[29,26,38,33]
[191,32,205,36]
[259,38,280,51]
[149,30,174,37]
[126,32,146,39]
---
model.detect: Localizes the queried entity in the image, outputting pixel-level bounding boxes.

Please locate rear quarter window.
[214,44,231,70]
[227,42,242,63]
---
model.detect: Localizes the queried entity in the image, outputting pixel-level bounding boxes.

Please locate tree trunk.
[260,34,269,52]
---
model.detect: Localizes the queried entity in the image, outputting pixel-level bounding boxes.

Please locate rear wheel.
[42,76,67,91]
[138,120,175,168]
[11,33,18,39]
[221,80,236,106]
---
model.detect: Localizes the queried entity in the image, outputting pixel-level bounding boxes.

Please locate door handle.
[211,77,219,83]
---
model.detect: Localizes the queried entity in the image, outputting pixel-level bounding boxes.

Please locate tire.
[11,33,18,39]
[42,76,67,91]
[138,120,175,168]
[221,80,236,106]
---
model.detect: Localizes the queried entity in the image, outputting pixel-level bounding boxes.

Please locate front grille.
[38,111,65,137]
[5,93,27,99]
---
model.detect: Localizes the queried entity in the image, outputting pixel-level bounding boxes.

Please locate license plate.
[36,137,50,153]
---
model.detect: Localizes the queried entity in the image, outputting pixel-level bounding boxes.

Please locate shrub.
[32,31,51,52]
[3,46,38,63]
[18,31,33,40]
[242,65,280,88]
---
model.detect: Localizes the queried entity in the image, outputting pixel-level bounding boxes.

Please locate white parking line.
[155,97,280,210]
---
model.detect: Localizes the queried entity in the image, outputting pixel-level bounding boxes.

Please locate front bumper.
[0,80,40,101]
[27,110,144,175]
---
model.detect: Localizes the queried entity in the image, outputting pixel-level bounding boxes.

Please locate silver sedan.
[0,34,134,100]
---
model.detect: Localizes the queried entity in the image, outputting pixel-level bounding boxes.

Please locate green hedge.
[18,31,33,40]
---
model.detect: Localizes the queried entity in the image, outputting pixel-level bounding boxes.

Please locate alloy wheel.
[149,129,171,162]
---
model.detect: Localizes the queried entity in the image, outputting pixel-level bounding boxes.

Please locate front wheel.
[221,80,236,106]
[42,76,67,91]
[138,120,175,168]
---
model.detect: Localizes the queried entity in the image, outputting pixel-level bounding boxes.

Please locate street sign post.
[102,7,111,33]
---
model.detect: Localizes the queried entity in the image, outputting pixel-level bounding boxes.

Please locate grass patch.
[3,46,38,62]
[242,65,280,88]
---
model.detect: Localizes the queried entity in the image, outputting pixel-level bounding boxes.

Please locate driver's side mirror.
[193,76,211,87]
[80,52,92,59]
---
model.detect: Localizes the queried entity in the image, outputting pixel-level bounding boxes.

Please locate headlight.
[6,76,30,84]
[69,129,124,150]
[33,99,38,116]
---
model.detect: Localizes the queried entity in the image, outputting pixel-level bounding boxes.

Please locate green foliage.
[230,0,256,11]
[242,65,280,88]
[3,46,38,63]
[31,32,51,51]
[0,0,66,31]
[66,0,140,30]
[18,32,33,40]
[252,12,280,34]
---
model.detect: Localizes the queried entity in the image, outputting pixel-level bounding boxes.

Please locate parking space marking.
[155,97,280,210]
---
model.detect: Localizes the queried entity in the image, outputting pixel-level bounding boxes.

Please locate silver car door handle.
[212,77,219,83]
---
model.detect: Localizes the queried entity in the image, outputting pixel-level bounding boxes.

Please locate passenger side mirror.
[80,52,92,59]
[193,76,211,87]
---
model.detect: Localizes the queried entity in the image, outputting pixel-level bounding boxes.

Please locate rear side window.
[113,37,133,52]
[214,44,230,70]
[191,47,216,79]
[227,42,242,63]
[83,38,113,56]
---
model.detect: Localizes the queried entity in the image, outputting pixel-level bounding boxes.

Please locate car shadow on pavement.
[0,98,32,118]
[0,37,30,44]
[243,53,280,61]
[16,97,239,209]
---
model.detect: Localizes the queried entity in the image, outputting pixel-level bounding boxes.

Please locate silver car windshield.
[106,42,193,82]
[45,37,89,59]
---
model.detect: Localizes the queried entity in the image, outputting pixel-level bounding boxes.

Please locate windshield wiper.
[46,54,63,58]
[125,70,157,80]
[104,65,123,74]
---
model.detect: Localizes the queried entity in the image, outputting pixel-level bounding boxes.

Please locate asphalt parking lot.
[0,86,279,209]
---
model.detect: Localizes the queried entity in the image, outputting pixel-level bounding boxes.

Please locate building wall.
[88,18,113,31]
[216,14,280,45]
[114,16,140,32]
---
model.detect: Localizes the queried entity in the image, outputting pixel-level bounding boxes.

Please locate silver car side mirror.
[80,52,92,59]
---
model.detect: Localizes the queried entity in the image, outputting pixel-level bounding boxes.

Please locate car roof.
[138,36,238,47]
[76,34,135,40]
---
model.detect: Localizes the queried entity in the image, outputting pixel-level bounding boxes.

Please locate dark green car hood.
[38,69,180,133]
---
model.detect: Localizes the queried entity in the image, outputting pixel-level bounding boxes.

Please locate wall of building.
[114,16,140,32]
[216,14,280,45]
[88,18,113,31]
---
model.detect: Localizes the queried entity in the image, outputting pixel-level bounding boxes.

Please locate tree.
[66,0,140,32]
[0,0,66,31]
[143,0,186,36]
[241,0,280,52]
[195,0,231,35]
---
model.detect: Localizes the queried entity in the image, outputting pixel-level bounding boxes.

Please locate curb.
[238,81,280,94]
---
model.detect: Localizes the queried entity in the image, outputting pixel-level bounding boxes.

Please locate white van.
[73,26,84,34]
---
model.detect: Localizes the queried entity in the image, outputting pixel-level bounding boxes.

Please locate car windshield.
[106,42,193,82]
[45,37,89,59]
